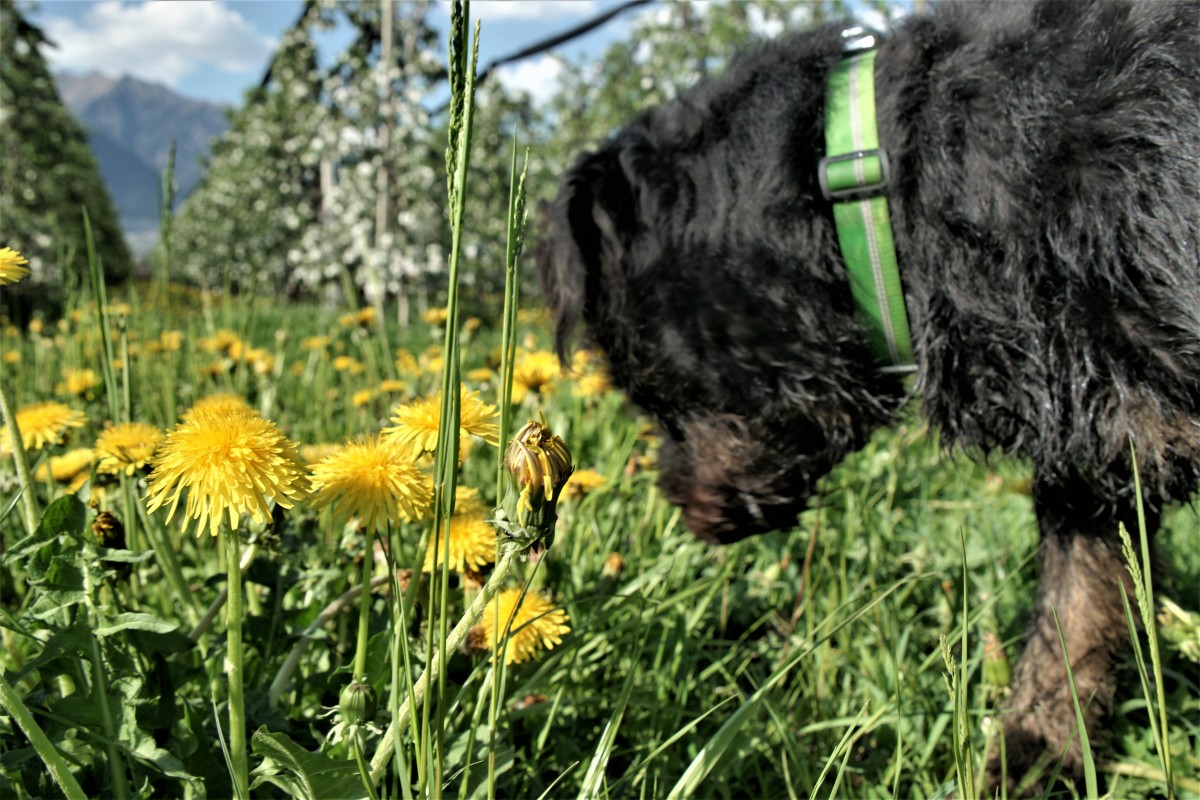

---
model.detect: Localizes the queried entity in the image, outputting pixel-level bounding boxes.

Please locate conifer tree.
[0,0,131,295]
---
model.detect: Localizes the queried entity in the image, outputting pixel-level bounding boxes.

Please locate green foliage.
[0,0,131,305]
[539,1,846,180]
[171,0,535,306]
[2,4,1197,798]
[0,290,1197,797]
[252,729,369,800]
[171,3,328,295]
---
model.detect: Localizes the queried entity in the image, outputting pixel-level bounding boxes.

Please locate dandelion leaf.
[251,728,368,800]
[36,494,88,540]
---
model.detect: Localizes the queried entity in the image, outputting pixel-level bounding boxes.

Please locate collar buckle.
[839,26,884,54]
[818,148,892,203]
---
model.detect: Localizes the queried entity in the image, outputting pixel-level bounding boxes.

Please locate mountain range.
[55,71,230,254]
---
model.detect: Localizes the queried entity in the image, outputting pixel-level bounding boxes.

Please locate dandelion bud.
[982,631,1011,690]
[493,418,573,551]
[602,552,625,579]
[92,510,126,549]
[338,681,378,727]
[505,418,573,517]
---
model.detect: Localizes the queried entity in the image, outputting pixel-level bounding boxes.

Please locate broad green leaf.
[251,728,368,800]
[37,495,87,539]
[94,613,183,637]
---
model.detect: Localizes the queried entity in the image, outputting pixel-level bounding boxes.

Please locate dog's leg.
[986,491,1148,795]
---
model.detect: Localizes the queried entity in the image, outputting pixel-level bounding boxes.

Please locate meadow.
[1,8,1198,800]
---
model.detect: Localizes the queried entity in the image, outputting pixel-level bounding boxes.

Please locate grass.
[2,274,1198,798]
[1,4,1197,798]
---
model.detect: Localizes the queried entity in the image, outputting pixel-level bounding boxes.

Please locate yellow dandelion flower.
[182,392,255,422]
[569,348,598,373]
[352,388,377,408]
[379,379,409,394]
[226,339,246,361]
[3,350,21,364]
[198,360,228,377]
[198,329,243,355]
[0,401,86,455]
[333,355,364,374]
[338,307,376,328]
[423,514,497,573]
[56,367,102,398]
[421,307,449,326]
[394,348,419,375]
[0,247,31,286]
[158,330,183,352]
[562,468,606,501]
[512,351,561,404]
[301,335,330,351]
[383,387,499,453]
[479,588,570,665]
[383,396,439,453]
[466,367,495,384]
[36,447,95,493]
[144,409,309,537]
[453,486,487,516]
[572,372,614,398]
[309,434,431,533]
[244,348,275,376]
[458,390,501,445]
[463,317,482,334]
[421,344,446,376]
[94,421,163,476]
[28,318,44,334]
[517,308,548,326]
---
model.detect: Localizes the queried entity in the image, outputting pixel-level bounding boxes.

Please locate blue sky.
[22,1,638,106]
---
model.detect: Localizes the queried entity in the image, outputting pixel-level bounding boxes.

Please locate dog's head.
[538,55,903,543]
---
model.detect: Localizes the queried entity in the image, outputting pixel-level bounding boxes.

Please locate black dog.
[539,0,1199,791]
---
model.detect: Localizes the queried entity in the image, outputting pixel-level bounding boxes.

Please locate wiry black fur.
[539,0,1199,792]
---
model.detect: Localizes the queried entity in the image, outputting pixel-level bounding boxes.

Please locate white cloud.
[495,54,564,105]
[469,1,598,22]
[40,0,275,87]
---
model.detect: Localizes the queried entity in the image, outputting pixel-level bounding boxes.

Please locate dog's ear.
[538,141,646,360]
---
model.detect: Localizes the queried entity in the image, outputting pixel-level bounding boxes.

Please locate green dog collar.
[819,29,915,373]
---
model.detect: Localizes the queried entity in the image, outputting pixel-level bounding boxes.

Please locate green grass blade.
[577,621,650,799]
[1050,606,1098,799]
[665,633,823,800]
[808,699,870,800]
[1128,445,1174,798]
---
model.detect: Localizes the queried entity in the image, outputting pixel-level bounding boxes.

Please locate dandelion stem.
[224,530,250,800]
[368,546,518,785]
[0,378,39,535]
[354,529,374,681]
[187,542,259,643]
[80,514,131,800]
